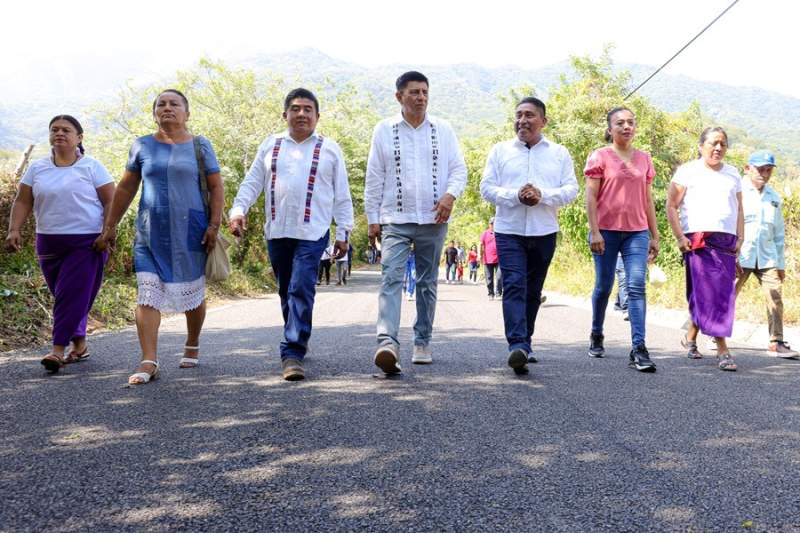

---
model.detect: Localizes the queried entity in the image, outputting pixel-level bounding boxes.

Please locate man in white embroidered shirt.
[480,96,578,376]
[229,88,354,381]
[365,71,467,374]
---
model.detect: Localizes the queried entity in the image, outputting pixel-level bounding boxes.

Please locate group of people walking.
[5,70,793,383]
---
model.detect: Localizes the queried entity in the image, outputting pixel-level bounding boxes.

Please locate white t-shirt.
[20,155,114,234]
[671,159,742,234]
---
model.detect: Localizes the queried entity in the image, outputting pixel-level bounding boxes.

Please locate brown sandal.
[64,347,90,364]
[718,352,737,371]
[40,354,65,373]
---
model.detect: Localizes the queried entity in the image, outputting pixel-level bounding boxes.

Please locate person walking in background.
[336,241,349,285]
[613,254,629,321]
[736,150,797,358]
[584,106,660,372]
[365,71,467,373]
[467,244,479,284]
[456,241,465,283]
[318,244,333,285]
[347,242,354,276]
[481,96,578,375]
[5,115,115,373]
[480,218,502,299]
[405,244,416,301]
[666,127,744,371]
[444,240,458,283]
[96,90,224,384]
[229,88,354,380]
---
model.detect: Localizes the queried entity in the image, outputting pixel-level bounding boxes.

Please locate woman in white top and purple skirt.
[667,127,744,371]
[5,115,115,373]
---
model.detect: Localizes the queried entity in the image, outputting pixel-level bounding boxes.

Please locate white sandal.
[128,360,159,385]
[179,345,199,368]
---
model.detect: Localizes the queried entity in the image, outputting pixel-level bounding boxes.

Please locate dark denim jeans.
[590,229,649,347]
[496,232,557,353]
[267,231,329,360]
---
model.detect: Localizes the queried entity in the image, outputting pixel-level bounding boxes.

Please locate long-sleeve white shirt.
[230,131,354,242]
[364,113,467,225]
[480,136,578,236]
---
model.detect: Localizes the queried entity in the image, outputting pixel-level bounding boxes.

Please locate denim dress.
[126,135,220,312]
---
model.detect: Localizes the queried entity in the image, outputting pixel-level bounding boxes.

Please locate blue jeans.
[484,263,502,297]
[377,223,448,348]
[496,232,557,353]
[267,232,329,360]
[590,230,649,347]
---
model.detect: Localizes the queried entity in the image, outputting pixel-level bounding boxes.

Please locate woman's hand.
[202,224,219,253]
[648,238,660,263]
[676,235,692,253]
[4,230,22,252]
[589,231,605,255]
[93,226,117,252]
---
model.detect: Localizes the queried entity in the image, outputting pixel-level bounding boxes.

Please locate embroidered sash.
[392,121,440,213]
[269,135,325,223]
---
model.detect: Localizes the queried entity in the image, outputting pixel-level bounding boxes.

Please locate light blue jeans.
[590,230,649,347]
[377,223,448,348]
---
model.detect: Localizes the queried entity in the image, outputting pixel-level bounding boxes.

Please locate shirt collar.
[513,135,550,150]
[280,130,320,145]
[395,113,431,130]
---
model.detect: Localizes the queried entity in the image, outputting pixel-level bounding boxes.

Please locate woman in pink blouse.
[584,107,660,372]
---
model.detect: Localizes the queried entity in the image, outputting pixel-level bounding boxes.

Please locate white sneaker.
[412,345,433,364]
[374,345,401,375]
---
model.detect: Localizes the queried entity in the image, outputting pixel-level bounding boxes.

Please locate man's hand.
[676,235,692,253]
[648,238,660,263]
[518,184,542,206]
[432,193,456,224]
[332,240,348,259]
[229,215,247,238]
[368,224,382,246]
[93,226,117,253]
[778,269,785,283]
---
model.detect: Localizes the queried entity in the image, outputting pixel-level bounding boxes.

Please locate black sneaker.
[588,333,605,358]
[527,353,538,363]
[629,344,656,372]
[507,349,529,375]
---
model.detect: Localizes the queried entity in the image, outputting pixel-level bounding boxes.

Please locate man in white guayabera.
[365,71,467,375]
[480,96,578,376]
[229,88,354,381]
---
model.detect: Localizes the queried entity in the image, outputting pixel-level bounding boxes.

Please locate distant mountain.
[2,48,799,162]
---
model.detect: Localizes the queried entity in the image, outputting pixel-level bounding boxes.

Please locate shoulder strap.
[193,136,210,219]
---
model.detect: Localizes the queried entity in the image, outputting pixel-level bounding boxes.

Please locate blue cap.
[748,150,776,167]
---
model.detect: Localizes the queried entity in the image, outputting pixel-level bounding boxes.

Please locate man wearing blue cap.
[736,150,797,358]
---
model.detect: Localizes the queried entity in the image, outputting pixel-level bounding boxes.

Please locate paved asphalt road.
[2,269,800,532]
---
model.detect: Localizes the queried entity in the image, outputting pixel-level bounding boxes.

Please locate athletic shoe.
[412,344,433,364]
[629,344,656,372]
[588,333,605,358]
[767,341,799,359]
[527,353,538,363]
[507,348,529,375]
[281,358,305,381]
[374,345,401,375]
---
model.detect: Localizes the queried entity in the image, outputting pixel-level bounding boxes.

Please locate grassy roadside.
[544,243,799,327]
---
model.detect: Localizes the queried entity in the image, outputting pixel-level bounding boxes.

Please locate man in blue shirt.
[736,150,796,358]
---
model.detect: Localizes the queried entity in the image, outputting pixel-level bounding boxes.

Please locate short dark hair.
[396,71,429,91]
[698,126,729,158]
[153,89,189,113]
[517,96,546,118]
[604,106,633,143]
[49,114,85,154]
[284,88,319,113]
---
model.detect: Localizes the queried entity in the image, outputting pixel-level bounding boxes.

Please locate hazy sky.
[3,0,797,98]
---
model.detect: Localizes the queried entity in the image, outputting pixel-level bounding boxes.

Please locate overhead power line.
[624,0,741,100]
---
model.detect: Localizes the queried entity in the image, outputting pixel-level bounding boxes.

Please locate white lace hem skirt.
[136,271,205,313]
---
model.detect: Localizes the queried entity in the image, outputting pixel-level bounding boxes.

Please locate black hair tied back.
[49,114,85,154]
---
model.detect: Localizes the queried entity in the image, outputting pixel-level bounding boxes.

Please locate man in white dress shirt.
[480,97,578,375]
[365,71,467,374]
[229,88,354,381]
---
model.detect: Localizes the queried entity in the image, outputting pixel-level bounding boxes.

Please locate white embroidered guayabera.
[136,272,205,313]
[391,121,440,213]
